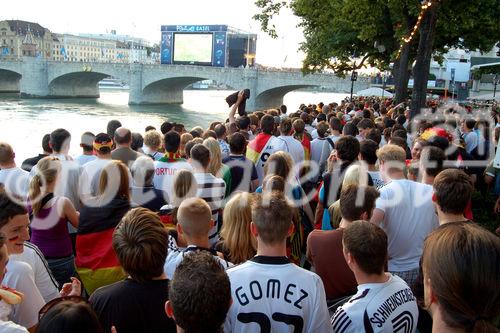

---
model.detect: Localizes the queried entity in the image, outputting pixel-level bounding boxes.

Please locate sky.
[1,0,306,67]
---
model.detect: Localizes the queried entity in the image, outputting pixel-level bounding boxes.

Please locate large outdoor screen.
[173,33,213,64]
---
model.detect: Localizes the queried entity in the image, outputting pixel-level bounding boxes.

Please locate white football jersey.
[331,274,418,333]
[224,256,331,333]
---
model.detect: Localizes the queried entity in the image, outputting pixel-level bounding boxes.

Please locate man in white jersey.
[332,221,418,333]
[224,193,331,333]
[370,144,438,287]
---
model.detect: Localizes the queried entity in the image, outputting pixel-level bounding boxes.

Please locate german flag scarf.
[246,133,272,164]
[75,198,130,294]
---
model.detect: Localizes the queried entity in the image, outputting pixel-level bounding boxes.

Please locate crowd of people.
[0,92,498,333]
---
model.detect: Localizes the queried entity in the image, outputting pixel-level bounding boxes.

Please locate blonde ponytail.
[29,157,60,216]
[28,174,43,215]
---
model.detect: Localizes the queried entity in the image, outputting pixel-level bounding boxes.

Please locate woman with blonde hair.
[179,133,193,158]
[143,130,163,161]
[215,192,256,265]
[29,156,79,286]
[203,137,231,189]
[76,160,130,294]
[422,222,500,333]
[327,164,372,229]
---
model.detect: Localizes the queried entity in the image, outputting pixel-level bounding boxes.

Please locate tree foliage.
[254,0,500,76]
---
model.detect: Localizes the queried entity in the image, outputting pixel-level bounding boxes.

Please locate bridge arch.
[48,71,114,97]
[254,84,318,110]
[136,75,236,105]
[0,68,22,93]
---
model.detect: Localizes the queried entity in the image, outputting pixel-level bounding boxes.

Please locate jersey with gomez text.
[224,256,331,333]
[331,274,418,333]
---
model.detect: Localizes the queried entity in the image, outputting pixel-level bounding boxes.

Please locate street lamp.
[350,70,358,102]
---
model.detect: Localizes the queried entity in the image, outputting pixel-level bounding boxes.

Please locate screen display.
[173,33,213,64]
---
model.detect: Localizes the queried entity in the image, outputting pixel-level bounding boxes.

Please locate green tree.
[254,0,500,115]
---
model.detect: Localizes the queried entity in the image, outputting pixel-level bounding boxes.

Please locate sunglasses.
[38,296,88,320]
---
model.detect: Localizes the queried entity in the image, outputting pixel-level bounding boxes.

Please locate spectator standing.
[90,208,176,333]
[21,134,52,172]
[142,130,163,161]
[0,192,45,331]
[153,131,192,202]
[111,127,139,166]
[224,193,331,333]
[222,132,258,197]
[307,185,379,302]
[28,157,79,286]
[74,132,97,166]
[76,161,130,294]
[130,156,168,212]
[190,144,226,246]
[164,198,231,279]
[166,251,232,333]
[275,118,305,165]
[422,222,499,333]
[246,115,282,185]
[0,143,29,199]
[370,144,438,287]
[332,221,418,333]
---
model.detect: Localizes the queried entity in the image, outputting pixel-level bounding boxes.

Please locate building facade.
[52,34,121,62]
[0,20,55,59]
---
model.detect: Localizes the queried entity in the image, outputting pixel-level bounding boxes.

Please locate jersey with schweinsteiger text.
[331,274,418,333]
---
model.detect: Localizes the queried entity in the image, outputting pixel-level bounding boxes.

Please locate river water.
[0,89,349,164]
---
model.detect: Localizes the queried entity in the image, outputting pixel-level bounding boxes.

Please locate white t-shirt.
[152,159,192,202]
[3,261,45,329]
[74,154,97,166]
[311,138,326,164]
[331,274,418,333]
[305,124,315,135]
[0,321,28,333]
[0,167,29,199]
[79,158,112,198]
[9,242,60,303]
[310,129,319,140]
[275,136,305,165]
[164,243,232,280]
[224,256,332,333]
[375,179,439,271]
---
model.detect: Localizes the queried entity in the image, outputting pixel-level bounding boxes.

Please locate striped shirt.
[194,172,226,245]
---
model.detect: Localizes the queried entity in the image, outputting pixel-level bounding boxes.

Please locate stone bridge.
[0,58,370,110]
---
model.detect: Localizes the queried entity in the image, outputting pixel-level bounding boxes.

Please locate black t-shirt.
[21,154,48,172]
[89,278,176,333]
